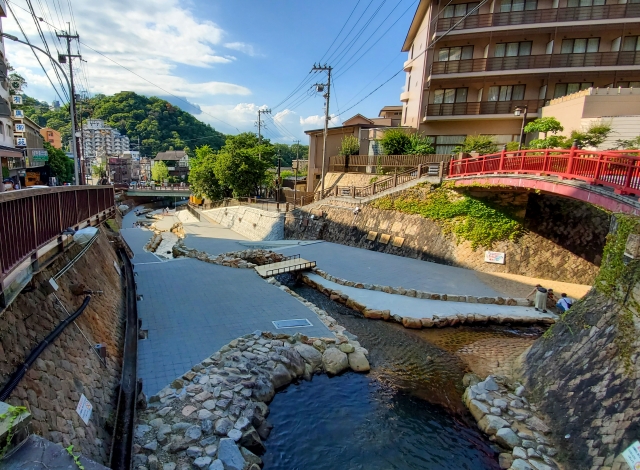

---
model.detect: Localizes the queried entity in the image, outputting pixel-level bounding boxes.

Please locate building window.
[494,41,532,57]
[567,0,604,6]
[500,0,537,12]
[553,82,593,98]
[539,85,548,100]
[487,85,526,101]
[434,135,466,154]
[433,87,469,103]
[615,81,640,88]
[442,2,479,18]
[560,38,600,54]
[438,46,473,61]
[617,36,640,51]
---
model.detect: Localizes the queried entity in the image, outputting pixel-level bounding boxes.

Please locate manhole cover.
[272,319,313,329]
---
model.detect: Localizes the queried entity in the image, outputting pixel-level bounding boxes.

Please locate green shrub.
[379,128,411,155]
[339,135,360,157]
[454,135,498,155]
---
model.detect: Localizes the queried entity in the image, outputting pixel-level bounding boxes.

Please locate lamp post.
[514,105,528,152]
[1,33,79,185]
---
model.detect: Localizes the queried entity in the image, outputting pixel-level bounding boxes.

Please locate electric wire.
[317,0,362,64]
[6,2,67,103]
[324,0,376,65]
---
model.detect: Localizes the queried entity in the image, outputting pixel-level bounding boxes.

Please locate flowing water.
[261,283,542,470]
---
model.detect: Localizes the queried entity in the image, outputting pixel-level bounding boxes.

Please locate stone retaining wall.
[285,192,608,285]
[0,228,125,465]
[203,206,284,241]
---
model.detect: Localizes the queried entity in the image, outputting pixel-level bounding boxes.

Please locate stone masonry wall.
[521,289,640,470]
[203,206,284,241]
[0,227,125,465]
[285,192,608,284]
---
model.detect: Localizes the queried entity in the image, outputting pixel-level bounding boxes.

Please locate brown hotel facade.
[400,0,640,153]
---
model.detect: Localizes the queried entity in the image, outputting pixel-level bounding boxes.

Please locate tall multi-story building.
[400,0,640,153]
[81,119,130,161]
[40,127,62,149]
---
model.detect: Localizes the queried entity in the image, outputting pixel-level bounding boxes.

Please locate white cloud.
[2,0,252,105]
[224,42,257,57]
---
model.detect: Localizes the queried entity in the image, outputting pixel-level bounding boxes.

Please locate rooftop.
[154,150,187,160]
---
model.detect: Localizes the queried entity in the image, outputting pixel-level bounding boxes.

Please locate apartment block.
[40,127,61,149]
[81,119,130,161]
[401,0,640,152]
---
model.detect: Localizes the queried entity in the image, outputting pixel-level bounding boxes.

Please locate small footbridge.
[254,254,317,278]
[445,148,640,215]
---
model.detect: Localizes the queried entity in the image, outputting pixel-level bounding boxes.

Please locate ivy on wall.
[371,184,523,249]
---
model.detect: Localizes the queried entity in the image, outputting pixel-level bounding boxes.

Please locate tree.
[407,133,435,155]
[380,128,411,155]
[151,161,169,182]
[524,117,564,138]
[91,162,107,179]
[339,135,360,157]
[614,136,640,150]
[527,135,569,149]
[188,145,224,200]
[454,135,498,155]
[213,132,273,197]
[43,142,74,183]
[570,123,612,149]
[272,143,309,166]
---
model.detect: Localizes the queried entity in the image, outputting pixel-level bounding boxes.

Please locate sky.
[2,0,417,143]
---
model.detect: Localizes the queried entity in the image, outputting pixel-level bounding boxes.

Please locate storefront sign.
[12,96,23,105]
[13,109,24,118]
[15,137,26,147]
[484,251,506,264]
[76,394,93,425]
[31,150,49,161]
[14,123,25,133]
[622,441,640,469]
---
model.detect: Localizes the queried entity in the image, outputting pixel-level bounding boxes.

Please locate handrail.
[265,261,317,277]
[447,148,640,195]
[0,186,115,300]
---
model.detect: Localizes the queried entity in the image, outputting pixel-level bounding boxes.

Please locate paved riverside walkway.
[121,209,331,396]
[306,273,557,322]
[275,241,501,298]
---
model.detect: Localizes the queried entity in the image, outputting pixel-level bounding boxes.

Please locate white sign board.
[14,123,25,133]
[15,137,27,147]
[12,95,23,105]
[622,441,640,470]
[484,250,506,264]
[13,109,24,118]
[75,394,93,425]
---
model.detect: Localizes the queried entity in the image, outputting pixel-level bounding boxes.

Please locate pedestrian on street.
[527,284,548,313]
[556,293,574,312]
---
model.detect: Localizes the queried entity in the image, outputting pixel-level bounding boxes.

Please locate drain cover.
[272,319,313,329]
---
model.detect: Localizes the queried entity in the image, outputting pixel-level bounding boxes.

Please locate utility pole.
[311,64,332,196]
[57,26,82,184]
[293,139,300,206]
[256,108,271,159]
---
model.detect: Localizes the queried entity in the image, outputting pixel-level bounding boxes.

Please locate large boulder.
[214,418,234,436]
[468,399,490,422]
[478,415,510,435]
[402,317,422,329]
[271,363,292,389]
[239,427,266,455]
[322,348,349,375]
[252,377,275,402]
[276,346,305,377]
[294,344,322,370]
[495,427,520,449]
[348,351,370,372]
[217,438,246,470]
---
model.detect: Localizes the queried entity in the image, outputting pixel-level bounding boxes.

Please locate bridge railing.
[448,148,640,195]
[126,184,190,192]
[0,186,115,296]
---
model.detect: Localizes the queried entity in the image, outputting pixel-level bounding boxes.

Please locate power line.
[318,0,362,64]
[6,2,67,103]
[324,0,376,65]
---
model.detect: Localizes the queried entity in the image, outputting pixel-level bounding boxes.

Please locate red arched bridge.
[446,148,640,215]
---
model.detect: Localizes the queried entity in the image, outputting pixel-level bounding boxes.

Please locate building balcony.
[436,3,640,32]
[426,99,545,118]
[431,51,640,75]
[400,91,411,102]
[403,59,413,72]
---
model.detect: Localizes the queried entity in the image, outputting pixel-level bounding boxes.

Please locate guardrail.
[0,186,115,306]
[125,185,190,192]
[265,260,317,277]
[328,154,452,172]
[448,148,640,195]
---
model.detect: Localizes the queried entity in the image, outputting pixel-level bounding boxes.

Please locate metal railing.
[328,154,453,172]
[265,260,317,277]
[448,148,640,195]
[431,51,640,75]
[0,186,115,296]
[436,3,640,31]
[126,184,190,192]
[427,100,545,117]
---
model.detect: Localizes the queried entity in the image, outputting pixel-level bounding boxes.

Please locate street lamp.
[1,33,79,185]
[514,105,528,151]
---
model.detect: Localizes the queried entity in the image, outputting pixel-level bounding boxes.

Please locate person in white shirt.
[556,293,573,312]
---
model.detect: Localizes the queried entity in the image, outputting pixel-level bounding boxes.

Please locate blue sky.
[3,0,417,142]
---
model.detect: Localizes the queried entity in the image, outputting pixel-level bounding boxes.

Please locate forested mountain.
[21,91,226,156]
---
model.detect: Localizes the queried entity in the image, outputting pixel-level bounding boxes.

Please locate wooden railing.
[0,186,115,304]
[436,3,640,31]
[431,51,640,75]
[448,148,640,195]
[328,154,452,172]
[319,163,444,200]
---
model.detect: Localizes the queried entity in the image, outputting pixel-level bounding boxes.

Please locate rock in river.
[322,348,349,375]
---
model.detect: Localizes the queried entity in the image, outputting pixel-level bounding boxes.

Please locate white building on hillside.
[81,119,130,161]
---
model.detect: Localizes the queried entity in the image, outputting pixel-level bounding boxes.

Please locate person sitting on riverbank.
[556,293,574,312]
[547,288,558,310]
[527,284,548,313]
